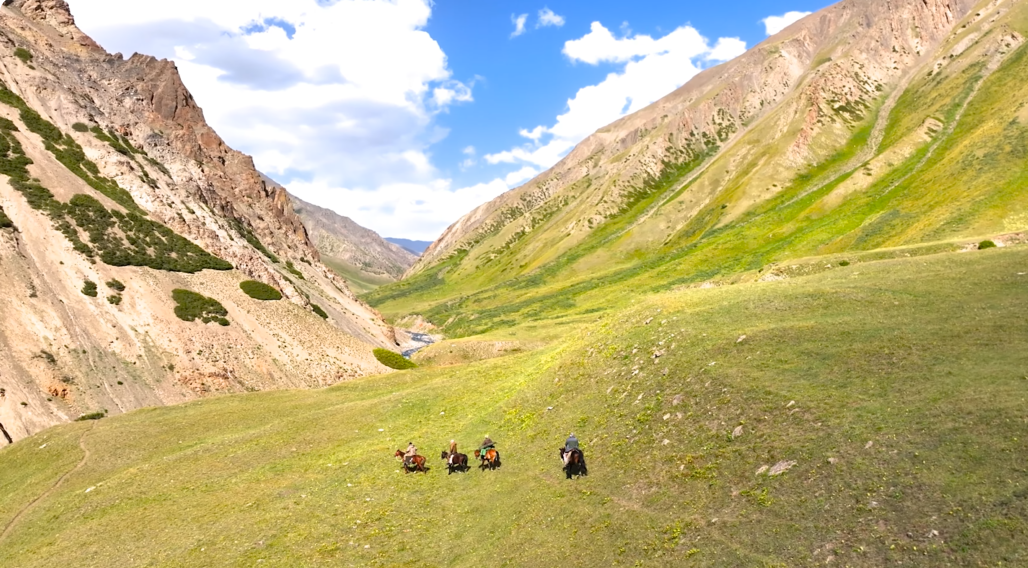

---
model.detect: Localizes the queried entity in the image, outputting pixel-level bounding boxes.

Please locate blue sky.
[70,0,827,240]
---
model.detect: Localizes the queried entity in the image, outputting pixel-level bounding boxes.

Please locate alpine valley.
[1,0,1027,566]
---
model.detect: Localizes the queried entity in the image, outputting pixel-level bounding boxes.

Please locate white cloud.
[511,13,528,38]
[287,176,521,240]
[762,11,811,36]
[504,166,540,186]
[707,37,748,62]
[518,125,548,140]
[463,146,476,155]
[71,0,480,240]
[486,22,746,171]
[537,8,565,28]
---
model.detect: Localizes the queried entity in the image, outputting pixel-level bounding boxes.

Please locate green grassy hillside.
[2,246,1026,566]
[366,4,1028,339]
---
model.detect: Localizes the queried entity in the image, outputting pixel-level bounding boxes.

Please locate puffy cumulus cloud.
[537,8,565,28]
[486,22,746,170]
[287,177,515,240]
[762,11,812,36]
[511,13,529,38]
[72,0,477,239]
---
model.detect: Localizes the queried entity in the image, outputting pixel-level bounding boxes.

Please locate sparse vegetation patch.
[311,304,329,319]
[0,205,12,229]
[0,86,231,274]
[13,47,32,63]
[979,240,997,250]
[239,280,282,301]
[106,279,125,292]
[373,348,417,370]
[172,289,229,326]
[81,280,98,297]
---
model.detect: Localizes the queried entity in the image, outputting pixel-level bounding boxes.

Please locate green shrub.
[311,304,329,319]
[106,279,126,292]
[839,260,851,267]
[285,260,305,280]
[71,122,89,133]
[13,48,32,63]
[239,280,282,301]
[373,348,417,370]
[82,280,98,297]
[230,219,279,263]
[107,295,122,305]
[978,240,997,250]
[38,350,56,364]
[0,88,232,274]
[172,289,229,325]
[75,410,107,421]
[0,205,12,229]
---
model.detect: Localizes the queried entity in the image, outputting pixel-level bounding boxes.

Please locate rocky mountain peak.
[2,0,99,48]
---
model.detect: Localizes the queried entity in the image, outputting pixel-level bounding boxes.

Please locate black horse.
[560,448,587,479]
[441,450,469,474]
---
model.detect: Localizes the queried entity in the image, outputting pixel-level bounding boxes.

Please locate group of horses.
[393,446,586,479]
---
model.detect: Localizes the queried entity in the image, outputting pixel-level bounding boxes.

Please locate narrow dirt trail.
[0,422,96,544]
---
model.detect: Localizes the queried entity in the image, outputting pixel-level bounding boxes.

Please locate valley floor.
[1,246,1026,566]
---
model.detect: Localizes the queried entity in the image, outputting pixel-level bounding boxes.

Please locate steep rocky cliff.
[0,0,399,440]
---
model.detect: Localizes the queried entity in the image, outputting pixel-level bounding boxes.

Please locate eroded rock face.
[0,1,397,440]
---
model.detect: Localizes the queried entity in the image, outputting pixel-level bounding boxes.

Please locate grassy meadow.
[1,246,1026,566]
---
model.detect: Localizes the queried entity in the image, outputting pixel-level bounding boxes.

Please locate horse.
[474,448,500,470]
[394,449,427,473]
[441,450,469,474]
[560,448,587,479]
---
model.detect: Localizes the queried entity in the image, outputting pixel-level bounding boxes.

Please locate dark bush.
[76,410,107,421]
[839,260,851,267]
[38,350,56,364]
[311,304,329,319]
[107,295,122,305]
[172,289,229,325]
[373,348,417,370]
[240,280,282,301]
[978,240,997,250]
[106,279,126,292]
[82,280,98,297]
[71,122,90,133]
[13,48,32,63]
[0,205,12,229]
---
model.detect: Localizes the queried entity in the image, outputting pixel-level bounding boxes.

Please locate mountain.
[369,0,1028,336]
[285,190,418,294]
[384,238,433,256]
[0,0,401,440]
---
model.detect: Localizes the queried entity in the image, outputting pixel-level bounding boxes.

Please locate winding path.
[0,422,95,544]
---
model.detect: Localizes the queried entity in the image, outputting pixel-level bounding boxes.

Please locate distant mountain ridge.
[385,238,433,256]
[284,190,417,293]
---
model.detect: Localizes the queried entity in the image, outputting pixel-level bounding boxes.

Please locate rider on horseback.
[404,441,418,466]
[563,433,583,467]
[480,435,499,463]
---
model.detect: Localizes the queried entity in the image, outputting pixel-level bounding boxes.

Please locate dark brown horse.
[394,449,427,473]
[560,448,587,479]
[441,451,469,474]
[474,448,500,470]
